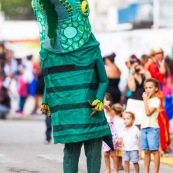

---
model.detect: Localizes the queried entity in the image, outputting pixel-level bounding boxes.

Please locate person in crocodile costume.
[32,0,113,172]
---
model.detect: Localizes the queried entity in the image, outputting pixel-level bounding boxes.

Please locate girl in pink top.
[17,66,28,114]
[163,56,173,120]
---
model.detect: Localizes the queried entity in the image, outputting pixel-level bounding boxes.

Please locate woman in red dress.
[147,48,171,155]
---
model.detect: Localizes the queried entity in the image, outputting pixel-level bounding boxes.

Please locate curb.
[160,156,173,166]
[6,114,45,121]
[141,151,173,166]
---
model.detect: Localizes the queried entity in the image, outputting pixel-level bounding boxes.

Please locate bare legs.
[144,150,151,173]
[110,150,119,173]
[124,161,130,173]
[124,161,139,173]
[117,156,123,170]
[104,150,119,173]
[144,150,160,173]
[104,151,111,173]
[152,150,160,173]
[133,162,139,173]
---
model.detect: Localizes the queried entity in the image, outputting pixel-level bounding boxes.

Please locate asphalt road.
[0,120,172,173]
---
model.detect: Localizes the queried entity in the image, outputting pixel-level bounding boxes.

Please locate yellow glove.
[91,99,104,111]
[88,99,104,118]
[40,104,51,117]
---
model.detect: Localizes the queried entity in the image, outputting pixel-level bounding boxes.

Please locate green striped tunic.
[32,0,111,144]
[40,34,111,144]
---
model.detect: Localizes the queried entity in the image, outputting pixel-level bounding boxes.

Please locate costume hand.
[88,99,104,118]
[92,99,104,112]
[40,104,51,117]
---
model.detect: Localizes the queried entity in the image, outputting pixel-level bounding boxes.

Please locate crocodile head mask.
[32,0,91,53]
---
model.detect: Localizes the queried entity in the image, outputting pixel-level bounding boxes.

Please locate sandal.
[160,152,169,157]
[164,148,172,154]
[118,165,124,170]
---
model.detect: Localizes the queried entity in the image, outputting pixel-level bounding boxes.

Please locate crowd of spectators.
[0,42,43,119]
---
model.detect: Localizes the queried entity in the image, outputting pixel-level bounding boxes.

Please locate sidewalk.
[5,96,173,166]
[160,153,173,166]
[5,113,173,167]
[7,96,45,121]
[7,113,45,121]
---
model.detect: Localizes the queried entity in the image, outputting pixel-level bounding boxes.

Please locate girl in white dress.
[112,103,125,170]
[103,93,119,173]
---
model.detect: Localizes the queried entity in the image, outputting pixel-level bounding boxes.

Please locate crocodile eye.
[81,1,88,13]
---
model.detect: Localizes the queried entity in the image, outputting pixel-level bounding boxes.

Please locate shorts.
[122,150,139,163]
[140,128,159,151]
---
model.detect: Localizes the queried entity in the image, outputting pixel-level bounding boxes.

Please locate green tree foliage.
[0,0,35,20]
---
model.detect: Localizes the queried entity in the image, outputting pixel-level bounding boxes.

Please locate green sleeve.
[42,87,48,105]
[95,58,109,101]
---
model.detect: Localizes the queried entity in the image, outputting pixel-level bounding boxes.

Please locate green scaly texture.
[58,0,73,16]
[39,0,58,47]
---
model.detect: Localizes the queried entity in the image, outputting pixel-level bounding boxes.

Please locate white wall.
[0,21,39,40]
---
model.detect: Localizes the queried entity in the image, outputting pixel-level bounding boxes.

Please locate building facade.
[89,0,173,32]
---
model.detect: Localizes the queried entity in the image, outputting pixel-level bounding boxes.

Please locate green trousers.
[63,138,102,173]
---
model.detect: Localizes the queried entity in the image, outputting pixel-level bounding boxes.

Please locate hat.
[150,48,164,56]
[103,52,116,59]
[129,54,140,64]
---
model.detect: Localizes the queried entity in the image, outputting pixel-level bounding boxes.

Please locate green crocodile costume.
[32,0,112,146]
